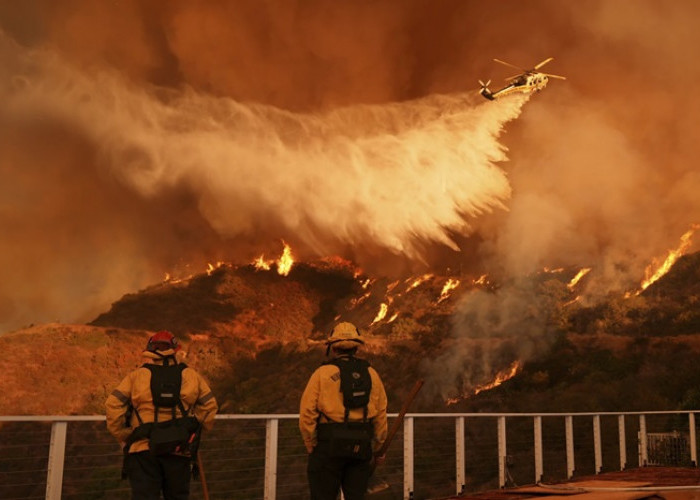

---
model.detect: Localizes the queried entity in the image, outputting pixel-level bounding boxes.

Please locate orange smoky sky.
[1,0,700,333]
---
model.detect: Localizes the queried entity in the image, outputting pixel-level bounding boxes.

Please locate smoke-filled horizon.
[2,0,700,363]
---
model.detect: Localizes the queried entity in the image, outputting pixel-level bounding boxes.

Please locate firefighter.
[300,322,388,500]
[105,331,218,500]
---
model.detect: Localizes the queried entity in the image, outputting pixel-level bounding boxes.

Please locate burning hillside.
[3,2,700,339]
[4,245,700,415]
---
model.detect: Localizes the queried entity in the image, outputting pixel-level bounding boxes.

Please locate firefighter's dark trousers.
[307,441,372,500]
[125,451,191,500]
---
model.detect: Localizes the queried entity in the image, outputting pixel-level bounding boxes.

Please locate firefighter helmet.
[326,322,364,350]
[145,331,181,353]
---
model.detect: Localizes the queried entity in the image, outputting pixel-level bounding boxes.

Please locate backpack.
[126,362,200,457]
[325,357,372,420]
[320,357,374,460]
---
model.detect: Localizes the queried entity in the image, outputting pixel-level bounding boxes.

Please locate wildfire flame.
[543,267,564,273]
[206,261,225,276]
[252,242,295,275]
[567,268,591,290]
[637,225,698,294]
[276,242,294,276]
[446,360,522,405]
[406,273,434,292]
[473,360,521,395]
[473,274,490,286]
[438,278,460,303]
[371,303,389,324]
[253,255,272,271]
[349,291,372,309]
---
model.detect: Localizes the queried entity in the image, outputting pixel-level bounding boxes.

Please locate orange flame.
[543,267,564,273]
[371,303,389,324]
[446,360,522,405]
[252,255,272,271]
[473,274,489,286]
[206,261,225,276]
[473,360,521,395]
[406,273,434,292]
[349,291,372,309]
[567,268,591,290]
[438,278,460,303]
[638,225,698,293]
[252,242,295,275]
[276,242,294,276]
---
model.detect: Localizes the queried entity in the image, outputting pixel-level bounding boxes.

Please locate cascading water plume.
[2,32,526,258]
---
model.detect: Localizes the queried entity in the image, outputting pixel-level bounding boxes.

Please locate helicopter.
[479,57,565,100]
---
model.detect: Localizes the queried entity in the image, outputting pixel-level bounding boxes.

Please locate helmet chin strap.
[155,351,176,366]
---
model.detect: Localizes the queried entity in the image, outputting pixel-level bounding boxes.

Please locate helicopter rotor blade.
[493,58,524,71]
[478,79,491,87]
[534,57,554,70]
[542,73,566,80]
[504,73,521,82]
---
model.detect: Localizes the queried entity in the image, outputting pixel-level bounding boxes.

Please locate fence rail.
[1,411,698,500]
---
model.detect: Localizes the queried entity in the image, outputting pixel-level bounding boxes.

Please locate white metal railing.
[1,411,698,500]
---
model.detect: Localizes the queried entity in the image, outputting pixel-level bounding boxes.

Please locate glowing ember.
[638,225,698,294]
[567,268,591,290]
[361,278,372,289]
[563,296,581,307]
[388,313,399,323]
[473,361,521,395]
[406,274,434,292]
[473,274,489,286]
[349,291,372,309]
[163,272,171,282]
[276,242,294,276]
[543,267,564,273]
[371,303,389,324]
[438,278,460,303]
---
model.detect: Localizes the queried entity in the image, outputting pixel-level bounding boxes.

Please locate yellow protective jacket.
[105,350,218,454]
[299,356,388,454]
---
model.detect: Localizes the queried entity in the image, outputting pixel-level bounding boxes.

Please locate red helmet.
[145,331,181,353]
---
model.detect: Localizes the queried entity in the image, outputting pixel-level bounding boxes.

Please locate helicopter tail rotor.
[478,79,494,100]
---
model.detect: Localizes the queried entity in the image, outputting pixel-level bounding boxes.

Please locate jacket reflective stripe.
[198,392,214,405]
[111,389,130,405]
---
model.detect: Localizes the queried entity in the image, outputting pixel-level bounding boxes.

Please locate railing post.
[565,415,574,479]
[264,418,279,500]
[639,414,648,467]
[497,416,506,488]
[404,416,414,500]
[618,415,627,470]
[690,413,697,467]
[455,417,465,495]
[46,421,67,500]
[533,416,543,484]
[593,415,602,474]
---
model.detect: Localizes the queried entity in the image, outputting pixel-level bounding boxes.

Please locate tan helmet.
[326,322,364,351]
